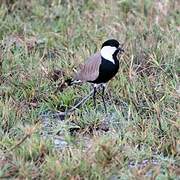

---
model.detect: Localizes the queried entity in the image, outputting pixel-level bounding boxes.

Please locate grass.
[0,0,179,179]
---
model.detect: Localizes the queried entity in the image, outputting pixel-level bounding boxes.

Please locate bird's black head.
[101,39,120,49]
[101,39,124,61]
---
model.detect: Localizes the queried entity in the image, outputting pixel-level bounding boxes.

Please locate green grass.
[0,0,179,179]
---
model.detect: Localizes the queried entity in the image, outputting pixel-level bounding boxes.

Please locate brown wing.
[74,52,101,82]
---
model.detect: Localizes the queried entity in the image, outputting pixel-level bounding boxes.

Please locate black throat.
[112,50,119,61]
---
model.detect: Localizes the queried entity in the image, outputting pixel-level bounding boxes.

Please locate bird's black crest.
[101,39,119,48]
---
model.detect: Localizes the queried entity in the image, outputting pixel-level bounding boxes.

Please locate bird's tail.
[65,78,82,86]
[65,78,73,86]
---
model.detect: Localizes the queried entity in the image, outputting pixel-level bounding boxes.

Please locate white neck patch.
[100,46,117,64]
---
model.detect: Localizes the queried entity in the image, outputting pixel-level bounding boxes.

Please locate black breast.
[90,57,119,84]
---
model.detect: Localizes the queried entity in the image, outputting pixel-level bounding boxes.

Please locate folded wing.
[74,52,101,82]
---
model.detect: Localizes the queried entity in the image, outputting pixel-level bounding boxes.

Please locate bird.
[67,39,124,112]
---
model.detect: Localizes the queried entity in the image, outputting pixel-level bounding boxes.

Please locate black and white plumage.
[68,39,124,111]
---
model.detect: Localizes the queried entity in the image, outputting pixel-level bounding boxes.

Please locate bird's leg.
[101,84,107,113]
[93,85,97,109]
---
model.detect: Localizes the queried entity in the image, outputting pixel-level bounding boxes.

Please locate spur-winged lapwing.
[67,39,124,112]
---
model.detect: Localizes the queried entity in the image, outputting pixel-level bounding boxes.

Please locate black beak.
[117,47,124,53]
